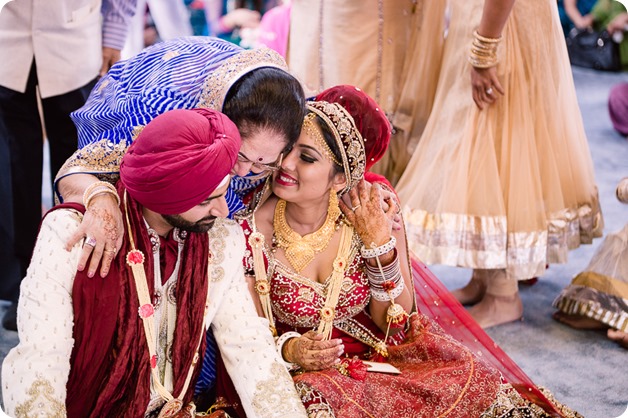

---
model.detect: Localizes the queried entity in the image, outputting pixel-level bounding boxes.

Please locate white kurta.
[1,210,306,418]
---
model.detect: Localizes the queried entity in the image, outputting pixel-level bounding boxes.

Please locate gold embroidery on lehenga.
[479,383,583,418]
[251,363,304,417]
[207,218,232,282]
[14,376,66,418]
[196,48,288,111]
[294,382,336,418]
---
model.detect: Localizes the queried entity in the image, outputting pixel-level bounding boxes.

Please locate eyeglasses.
[237,153,284,181]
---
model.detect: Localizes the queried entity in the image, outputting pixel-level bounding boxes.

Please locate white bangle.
[370,276,405,301]
[360,236,396,259]
[275,331,301,371]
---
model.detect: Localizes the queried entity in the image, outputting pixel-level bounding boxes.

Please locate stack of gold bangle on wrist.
[468,30,501,68]
[82,181,120,210]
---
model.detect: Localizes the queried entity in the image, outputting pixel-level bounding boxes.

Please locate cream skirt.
[396,0,603,280]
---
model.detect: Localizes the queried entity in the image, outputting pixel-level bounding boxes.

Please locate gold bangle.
[83,181,120,209]
[84,188,120,210]
[82,181,116,205]
[473,30,502,43]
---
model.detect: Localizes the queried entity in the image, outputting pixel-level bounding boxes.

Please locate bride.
[228,88,580,417]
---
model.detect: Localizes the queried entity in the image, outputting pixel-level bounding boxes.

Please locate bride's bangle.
[275,331,301,371]
[360,236,396,259]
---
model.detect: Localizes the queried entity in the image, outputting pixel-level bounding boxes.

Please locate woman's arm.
[340,181,413,335]
[54,140,127,277]
[564,0,594,29]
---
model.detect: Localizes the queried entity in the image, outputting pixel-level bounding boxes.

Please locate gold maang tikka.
[302,113,341,166]
[273,191,341,273]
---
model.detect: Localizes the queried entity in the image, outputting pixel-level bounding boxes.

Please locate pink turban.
[120,108,240,214]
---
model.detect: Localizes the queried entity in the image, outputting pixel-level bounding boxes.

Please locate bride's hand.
[340,180,396,248]
[341,182,401,230]
[65,193,124,278]
[284,331,344,371]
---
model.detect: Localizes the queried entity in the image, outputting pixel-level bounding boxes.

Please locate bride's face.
[272,120,345,205]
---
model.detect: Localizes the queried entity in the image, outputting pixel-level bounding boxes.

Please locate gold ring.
[352,204,362,211]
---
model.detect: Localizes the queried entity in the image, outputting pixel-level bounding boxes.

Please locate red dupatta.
[411,258,565,417]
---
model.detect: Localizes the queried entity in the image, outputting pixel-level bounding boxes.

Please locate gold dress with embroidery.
[396,0,603,280]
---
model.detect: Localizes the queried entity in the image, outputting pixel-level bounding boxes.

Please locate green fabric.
[591,0,628,69]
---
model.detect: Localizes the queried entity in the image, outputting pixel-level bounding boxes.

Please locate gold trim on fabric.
[306,102,366,195]
[403,201,603,280]
[196,48,288,111]
[554,288,628,332]
[251,363,305,417]
[54,138,129,203]
[572,271,628,299]
[207,218,232,282]
[334,318,387,355]
[14,376,66,418]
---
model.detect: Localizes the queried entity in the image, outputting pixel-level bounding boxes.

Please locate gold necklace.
[273,192,340,273]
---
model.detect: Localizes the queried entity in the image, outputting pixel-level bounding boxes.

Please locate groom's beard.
[161,214,218,233]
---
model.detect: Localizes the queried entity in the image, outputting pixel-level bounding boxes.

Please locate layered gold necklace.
[273,192,340,273]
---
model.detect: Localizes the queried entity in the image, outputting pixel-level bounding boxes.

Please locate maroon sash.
[55,183,208,417]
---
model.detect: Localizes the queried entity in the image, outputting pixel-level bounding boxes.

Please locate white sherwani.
[1,210,306,417]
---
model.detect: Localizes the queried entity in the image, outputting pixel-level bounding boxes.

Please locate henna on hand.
[286,331,344,371]
[67,192,124,278]
[341,181,395,248]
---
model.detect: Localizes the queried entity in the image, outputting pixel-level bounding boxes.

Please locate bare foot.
[607,329,628,349]
[552,311,608,330]
[467,293,523,328]
[451,275,486,305]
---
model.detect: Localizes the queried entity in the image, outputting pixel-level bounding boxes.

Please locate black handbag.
[566,28,621,72]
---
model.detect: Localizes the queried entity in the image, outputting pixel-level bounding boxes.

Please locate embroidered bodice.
[241,216,399,356]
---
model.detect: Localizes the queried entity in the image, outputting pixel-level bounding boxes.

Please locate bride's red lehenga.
[232,216,577,418]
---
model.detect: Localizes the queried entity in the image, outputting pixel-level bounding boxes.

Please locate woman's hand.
[575,14,594,29]
[65,193,124,278]
[283,331,344,371]
[471,66,504,110]
[340,180,396,248]
[607,13,628,35]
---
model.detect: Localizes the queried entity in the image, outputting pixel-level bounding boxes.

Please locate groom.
[2,108,306,417]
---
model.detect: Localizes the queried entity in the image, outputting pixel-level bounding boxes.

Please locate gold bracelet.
[473,30,502,43]
[468,30,501,68]
[82,181,116,204]
[83,181,120,209]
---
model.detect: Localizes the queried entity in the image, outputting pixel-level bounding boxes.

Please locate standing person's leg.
[467,268,523,328]
[41,77,97,204]
[2,61,43,330]
[452,269,488,305]
[0,86,21,311]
